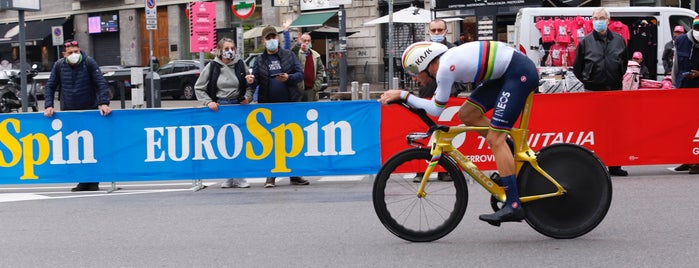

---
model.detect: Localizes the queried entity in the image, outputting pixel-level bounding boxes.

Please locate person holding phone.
[251,26,309,188]
[252,26,304,104]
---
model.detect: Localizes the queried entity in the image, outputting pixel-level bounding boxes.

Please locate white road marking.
[318,175,365,182]
[0,176,369,203]
[0,193,51,202]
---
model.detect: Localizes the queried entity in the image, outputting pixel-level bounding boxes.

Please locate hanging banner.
[0,102,381,184]
[189,1,216,53]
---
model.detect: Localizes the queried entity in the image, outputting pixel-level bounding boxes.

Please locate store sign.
[189,1,216,53]
[0,0,40,11]
[435,0,539,9]
[301,0,338,11]
[232,0,255,19]
[477,15,494,41]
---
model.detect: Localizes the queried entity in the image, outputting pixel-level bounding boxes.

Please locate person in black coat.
[573,8,630,177]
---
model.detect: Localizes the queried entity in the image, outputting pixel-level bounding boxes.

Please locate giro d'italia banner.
[0,101,381,184]
[381,88,699,170]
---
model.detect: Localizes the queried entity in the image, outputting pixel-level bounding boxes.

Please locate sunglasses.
[64,41,79,47]
[404,64,420,76]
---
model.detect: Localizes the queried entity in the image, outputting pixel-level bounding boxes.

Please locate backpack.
[622,61,640,90]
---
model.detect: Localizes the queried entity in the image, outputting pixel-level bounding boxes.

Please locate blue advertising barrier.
[0,101,381,184]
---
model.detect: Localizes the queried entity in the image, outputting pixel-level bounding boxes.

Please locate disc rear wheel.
[518,144,612,239]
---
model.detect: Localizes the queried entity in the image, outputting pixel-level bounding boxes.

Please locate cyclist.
[378,41,539,226]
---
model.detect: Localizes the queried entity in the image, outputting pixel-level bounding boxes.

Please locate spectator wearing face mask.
[42,39,112,192]
[294,33,325,102]
[251,26,309,188]
[573,8,629,177]
[194,37,255,189]
[428,19,456,48]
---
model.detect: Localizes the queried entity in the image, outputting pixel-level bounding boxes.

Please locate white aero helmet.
[401,41,448,76]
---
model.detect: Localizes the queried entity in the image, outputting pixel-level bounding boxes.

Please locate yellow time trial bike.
[373,93,612,242]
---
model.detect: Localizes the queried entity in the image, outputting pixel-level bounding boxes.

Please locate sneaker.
[608,166,628,176]
[675,164,692,172]
[264,178,276,188]
[478,204,525,227]
[437,173,452,181]
[71,183,99,192]
[290,177,310,185]
[689,164,699,175]
[221,179,250,188]
[413,173,425,183]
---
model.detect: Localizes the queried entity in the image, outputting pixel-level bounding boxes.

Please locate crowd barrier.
[382,88,699,170]
[2,89,698,185]
[0,101,381,184]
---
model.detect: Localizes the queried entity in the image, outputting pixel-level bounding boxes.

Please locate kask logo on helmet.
[414,47,433,66]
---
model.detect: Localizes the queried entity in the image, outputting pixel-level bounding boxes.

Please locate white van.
[514,7,697,79]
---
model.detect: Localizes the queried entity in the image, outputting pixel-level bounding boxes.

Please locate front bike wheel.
[373,148,468,242]
[518,144,612,239]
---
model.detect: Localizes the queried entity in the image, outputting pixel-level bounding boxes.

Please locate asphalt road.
[1,165,698,267]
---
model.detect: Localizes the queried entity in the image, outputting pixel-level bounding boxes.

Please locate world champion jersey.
[407,41,515,116]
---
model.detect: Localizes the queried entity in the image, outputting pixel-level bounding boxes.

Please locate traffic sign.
[145,0,157,19]
[51,26,63,46]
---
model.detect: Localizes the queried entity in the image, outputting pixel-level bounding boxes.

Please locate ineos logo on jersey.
[493,92,511,118]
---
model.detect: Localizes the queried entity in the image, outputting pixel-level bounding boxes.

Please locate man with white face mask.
[251,26,309,188]
[43,39,112,192]
[573,8,629,177]
[195,37,255,188]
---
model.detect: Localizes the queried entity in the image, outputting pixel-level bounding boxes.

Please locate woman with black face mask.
[194,37,255,189]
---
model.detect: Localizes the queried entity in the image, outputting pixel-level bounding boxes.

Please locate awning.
[289,11,336,28]
[0,18,66,44]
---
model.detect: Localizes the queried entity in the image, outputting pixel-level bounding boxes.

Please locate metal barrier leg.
[190,179,207,192]
[106,182,122,193]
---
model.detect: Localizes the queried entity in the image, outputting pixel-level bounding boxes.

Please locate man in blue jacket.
[43,39,112,191]
[252,26,309,188]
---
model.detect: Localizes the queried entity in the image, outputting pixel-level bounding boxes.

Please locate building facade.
[0,0,694,83]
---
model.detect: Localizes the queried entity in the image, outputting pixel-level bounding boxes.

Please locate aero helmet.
[402,41,448,76]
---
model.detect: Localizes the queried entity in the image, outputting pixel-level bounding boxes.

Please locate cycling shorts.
[466,52,538,132]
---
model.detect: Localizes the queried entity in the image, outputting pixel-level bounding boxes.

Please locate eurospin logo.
[0,108,356,180]
[0,118,96,180]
